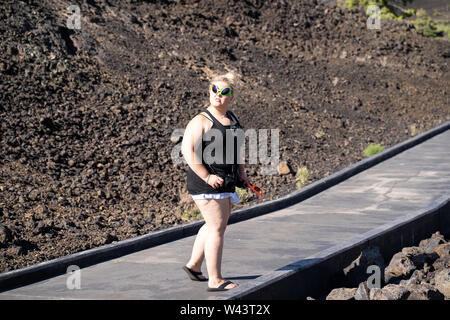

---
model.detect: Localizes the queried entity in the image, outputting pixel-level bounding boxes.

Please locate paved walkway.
[1,130,449,300]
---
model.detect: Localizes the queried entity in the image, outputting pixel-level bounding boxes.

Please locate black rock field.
[0,0,449,272]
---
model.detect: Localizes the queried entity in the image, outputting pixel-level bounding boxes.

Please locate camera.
[221,172,247,189]
[221,173,236,189]
[208,164,248,190]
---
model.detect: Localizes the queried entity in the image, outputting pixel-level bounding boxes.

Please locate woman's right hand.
[205,174,223,189]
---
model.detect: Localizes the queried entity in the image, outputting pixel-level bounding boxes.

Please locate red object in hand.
[247,182,263,200]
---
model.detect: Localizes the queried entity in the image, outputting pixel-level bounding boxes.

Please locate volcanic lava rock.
[326,287,357,300]
[354,281,371,301]
[434,269,450,299]
[369,284,408,301]
[0,225,12,248]
[323,232,449,300]
[384,251,418,284]
[405,283,444,300]
[1,0,449,273]
[419,231,446,254]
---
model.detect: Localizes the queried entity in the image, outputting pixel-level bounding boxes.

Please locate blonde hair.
[210,71,236,88]
[209,70,242,96]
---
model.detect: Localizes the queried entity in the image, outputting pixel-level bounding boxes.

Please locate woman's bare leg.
[185,223,208,280]
[189,198,237,289]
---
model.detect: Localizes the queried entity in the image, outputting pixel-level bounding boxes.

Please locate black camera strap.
[205,162,238,182]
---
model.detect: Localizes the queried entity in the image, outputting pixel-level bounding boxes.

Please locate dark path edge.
[217,193,450,300]
[1,120,449,292]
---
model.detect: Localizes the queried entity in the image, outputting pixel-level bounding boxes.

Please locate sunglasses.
[210,84,232,97]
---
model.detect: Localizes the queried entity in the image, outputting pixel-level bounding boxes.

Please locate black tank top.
[186,109,243,195]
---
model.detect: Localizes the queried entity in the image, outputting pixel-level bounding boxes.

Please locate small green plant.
[343,2,450,39]
[413,9,441,37]
[412,9,450,39]
[363,144,385,157]
[236,187,252,203]
[314,130,326,139]
[180,206,201,221]
[344,0,359,8]
[296,167,309,189]
[436,21,450,39]
[341,0,415,20]
[403,8,416,18]
[409,124,417,136]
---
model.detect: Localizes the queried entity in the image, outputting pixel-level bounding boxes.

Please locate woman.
[181,71,250,292]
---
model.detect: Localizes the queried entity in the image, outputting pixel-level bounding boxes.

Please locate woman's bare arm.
[181,115,210,182]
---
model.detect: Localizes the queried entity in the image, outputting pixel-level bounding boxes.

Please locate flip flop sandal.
[207,280,237,292]
[182,266,207,282]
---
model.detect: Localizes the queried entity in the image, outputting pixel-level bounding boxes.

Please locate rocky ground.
[0,0,449,273]
[323,231,450,300]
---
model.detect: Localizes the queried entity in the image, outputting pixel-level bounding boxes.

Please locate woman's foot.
[208,279,239,291]
[184,264,207,281]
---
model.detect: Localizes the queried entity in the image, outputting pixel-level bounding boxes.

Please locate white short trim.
[191,191,240,204]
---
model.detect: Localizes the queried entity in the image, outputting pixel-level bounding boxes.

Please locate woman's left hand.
[239,170,250,186]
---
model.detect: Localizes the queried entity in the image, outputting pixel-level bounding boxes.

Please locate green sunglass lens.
[221,88,231,95]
